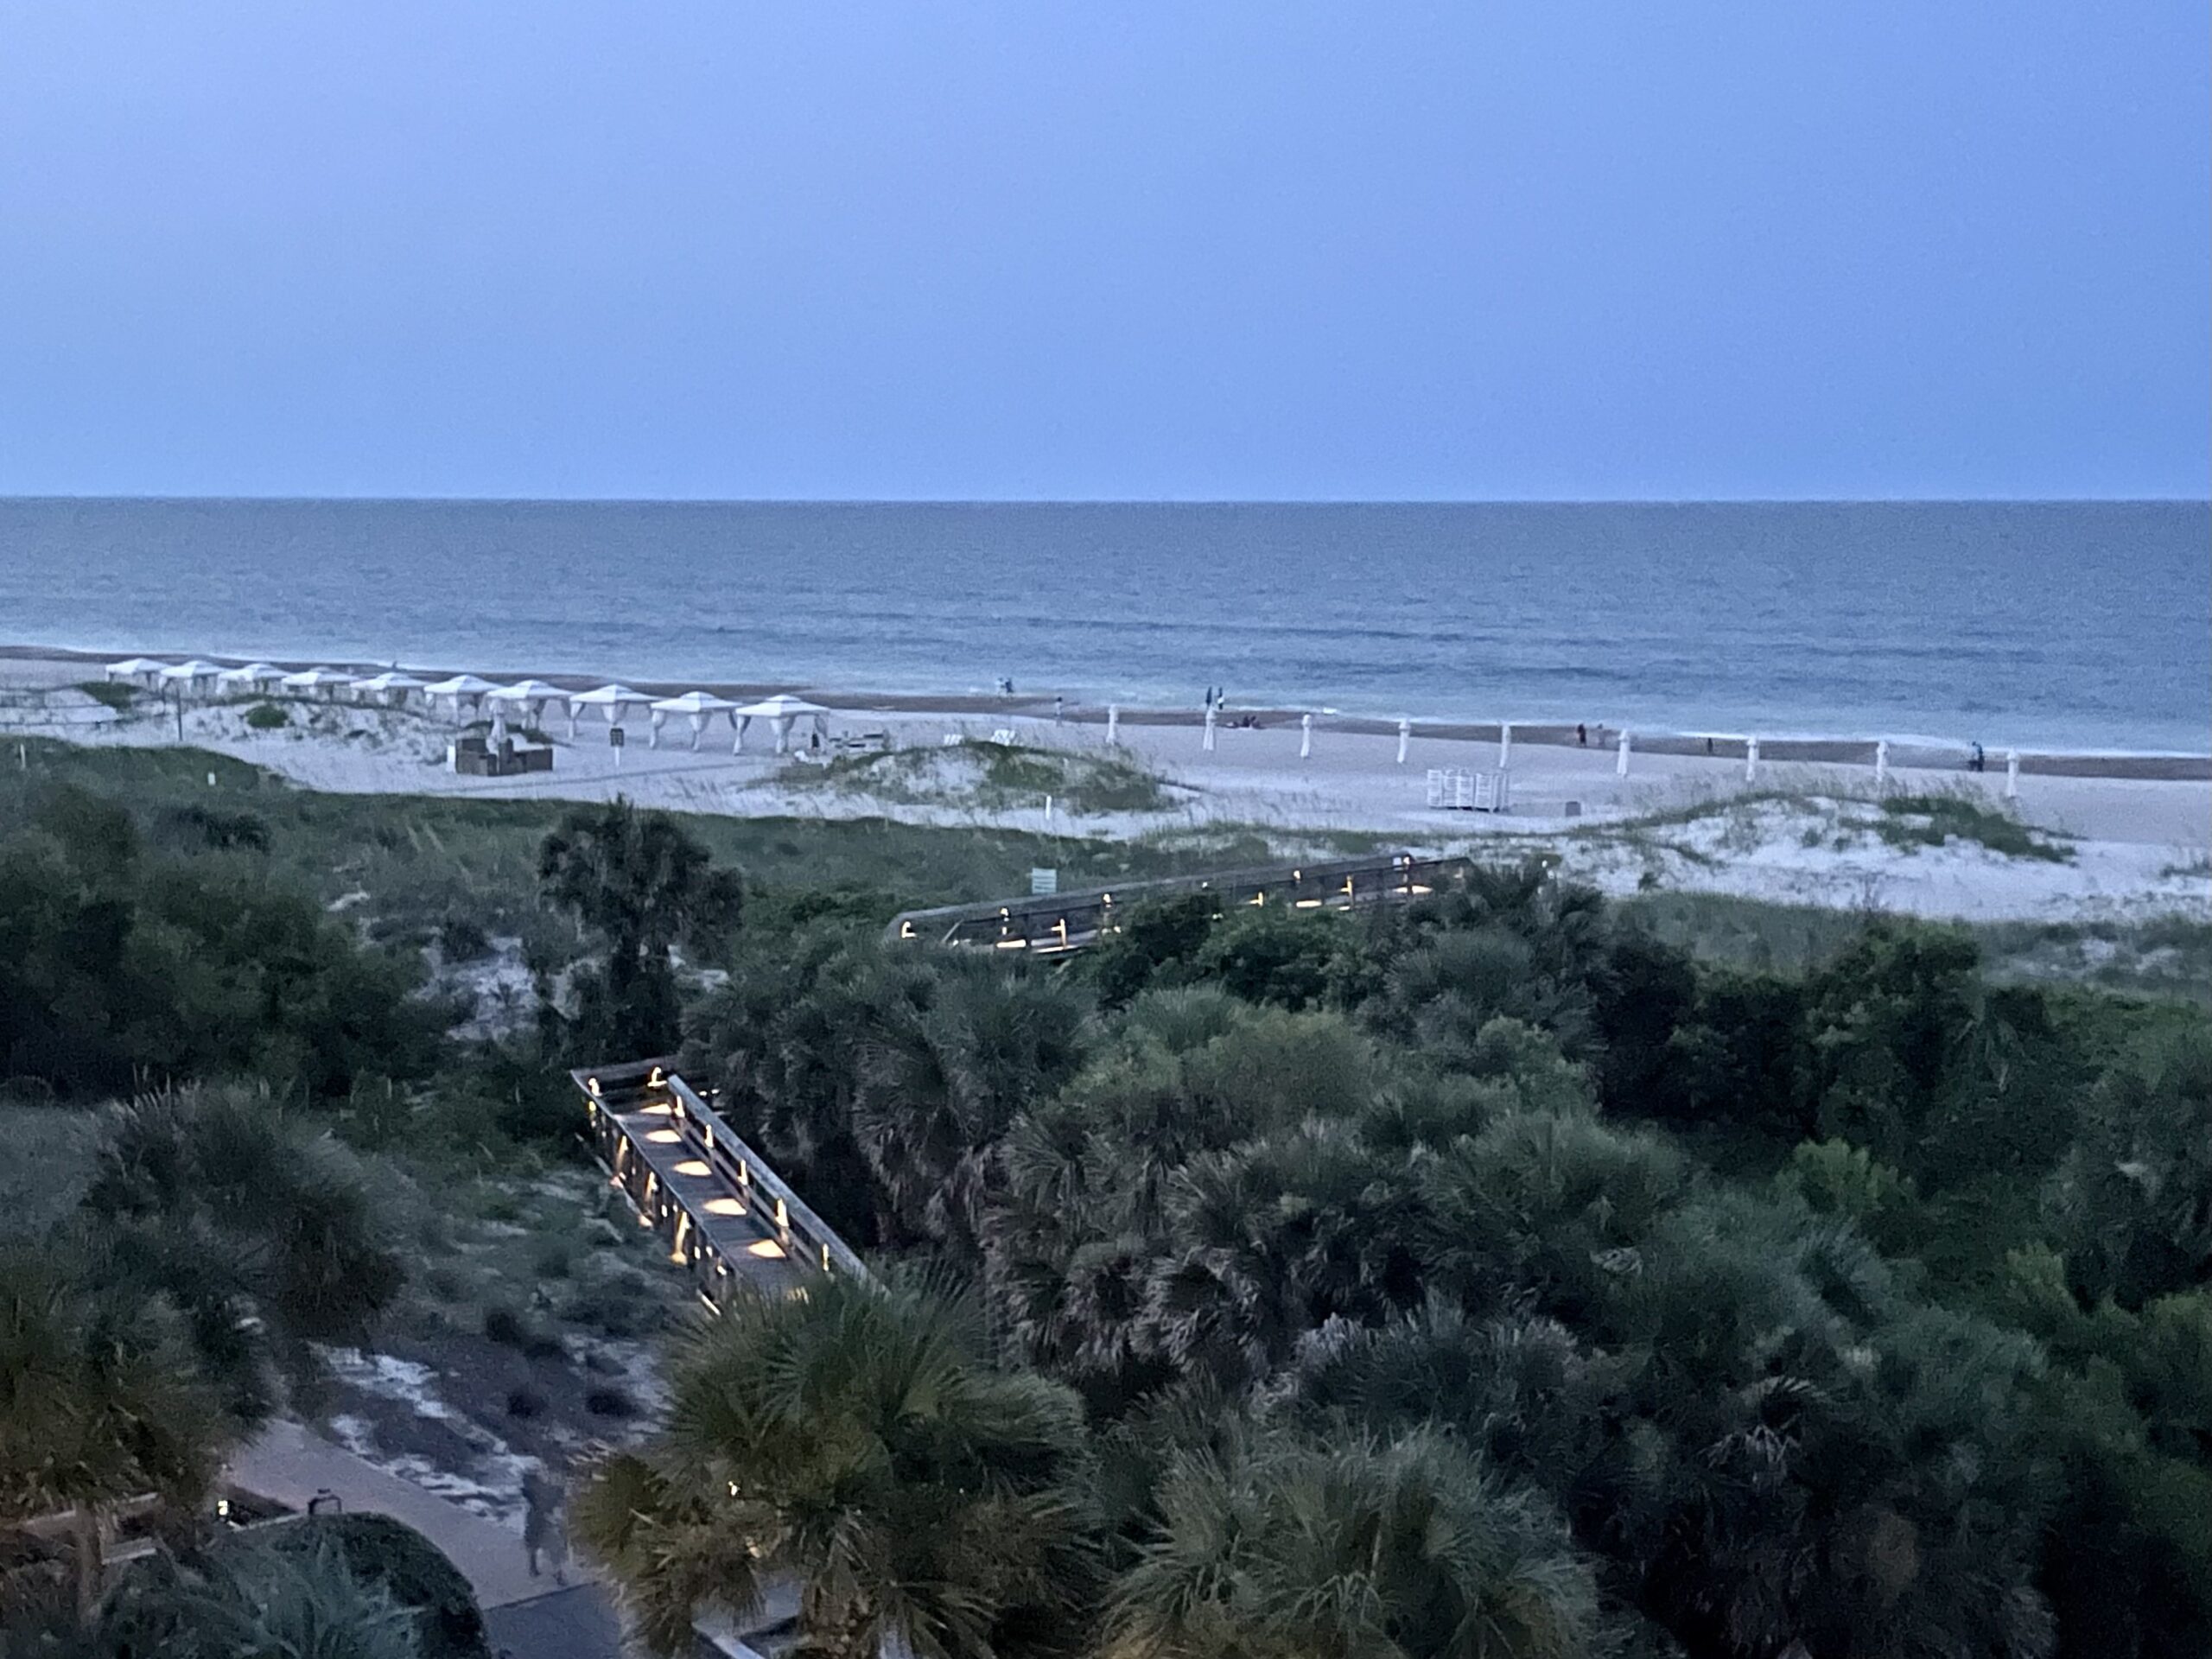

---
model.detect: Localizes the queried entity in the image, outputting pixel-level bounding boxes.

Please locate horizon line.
[3,492,2208,509]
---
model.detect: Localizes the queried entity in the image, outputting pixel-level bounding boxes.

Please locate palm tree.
[1105,1426,1600,1659]
[851,953,1090,1257]
[80,1086,405,1363]
[539,798,745,1058]
[572,1276,1098,1658]
[0,1244,229,1627]
[94,1536,423,1659]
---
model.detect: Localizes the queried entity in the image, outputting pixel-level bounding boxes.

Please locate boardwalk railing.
[576,1058,870,1305]
[886,849,1483,953]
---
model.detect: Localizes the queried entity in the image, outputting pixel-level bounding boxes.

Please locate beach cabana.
[281,667,355,699]
[423,673,499,718]
[566,683,645,739]
[648,690,738,750]
[105,658,170,686]
[733,693,831,755]
[486,678,568,730]
[216,662,286,690]
[157,659,224,690]
[354,671,427,708]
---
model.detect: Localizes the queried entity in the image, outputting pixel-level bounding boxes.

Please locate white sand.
[4,658,2206,925]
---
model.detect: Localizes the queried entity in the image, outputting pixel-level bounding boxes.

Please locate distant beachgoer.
[1053,695,1065,724]
[1970,741,1986,773]
[1576,723,1587,747]
[1705,736,1714,755]
[523,1467,568,1584]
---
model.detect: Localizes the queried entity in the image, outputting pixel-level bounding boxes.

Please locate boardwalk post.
[1498,721,1512,771]
[2005,749,2020,799]
[1875,738,1889,787]
[1203,704,1217,753]
[1616,730,1630,777]
[1396,718,1410,765]
[1106,703,1119,743]
[1300,712,1313,760]
[1745,736,1760,783]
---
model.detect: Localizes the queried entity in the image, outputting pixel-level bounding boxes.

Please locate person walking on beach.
[1970,741,1986,773]
[523,1465,569,1584]
[1576,722,1587,747]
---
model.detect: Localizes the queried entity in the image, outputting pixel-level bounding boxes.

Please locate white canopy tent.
[648,690,738,750]
[732,694,831,755]
[216,662,286,689]
[157,659,224,686]
[566,683,645,739]
[354,671,428,707]
[105,658,170,685]
[423,673,499,718]
[486,679,568,729]
[281,667,356,698]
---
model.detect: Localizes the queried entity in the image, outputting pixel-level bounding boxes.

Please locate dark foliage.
[0,786,442,1099]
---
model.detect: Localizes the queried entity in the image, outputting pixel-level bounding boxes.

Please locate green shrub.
[75,679,137,712]
[584,1384,637,1418]
[245,701,289,730]
[260,1513,492,1659]
[481,1305,527,1347]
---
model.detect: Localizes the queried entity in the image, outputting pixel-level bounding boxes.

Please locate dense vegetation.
[0,741,2204,1657]
[644,866,2211,1659]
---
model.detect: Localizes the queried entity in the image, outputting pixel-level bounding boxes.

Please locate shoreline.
[5,642,2204,781]
[3,645,2207,927]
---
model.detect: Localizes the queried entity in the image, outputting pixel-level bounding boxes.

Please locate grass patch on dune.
[1873,792,2071,862]
[797,738,1175,817]
[74,679,139,712]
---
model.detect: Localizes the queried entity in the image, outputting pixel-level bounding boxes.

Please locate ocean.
[1,499,2204,753]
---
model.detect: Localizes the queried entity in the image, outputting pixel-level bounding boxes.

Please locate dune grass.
[73,678,137,712]
[1874,791,2071,862]
[795,737,1175,817]
[0,737,1266,961]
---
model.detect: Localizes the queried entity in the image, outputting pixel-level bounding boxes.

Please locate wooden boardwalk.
[577,1059,868,1307]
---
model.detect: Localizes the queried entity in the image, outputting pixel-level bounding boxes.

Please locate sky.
[0,2,2205,501]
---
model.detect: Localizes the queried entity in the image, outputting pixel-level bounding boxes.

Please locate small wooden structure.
[448,732,552,776]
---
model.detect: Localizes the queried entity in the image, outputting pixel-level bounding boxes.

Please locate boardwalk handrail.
[663,1073,873,1283]
[886,849,1482,951]
[575,1058,871,1288]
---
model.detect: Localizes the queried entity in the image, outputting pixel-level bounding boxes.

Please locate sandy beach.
[3,647,2206,924]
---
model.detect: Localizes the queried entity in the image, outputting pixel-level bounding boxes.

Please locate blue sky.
[1,3,2204,500]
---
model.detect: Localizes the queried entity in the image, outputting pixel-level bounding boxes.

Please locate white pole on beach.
[2005,749,2019,800]
[689,714,707,752]
[1203,705,1217,753]
[1396,718,1410,765]
[1106,704,1119,744]
[734,715,748,755]
[1875,739,1889,788]
[649,709,664,749]
[1300,713,1313,760]
[566,702,580,741]
[1745,736,1760,784]
[1616,731,1631,777]
[1498,721,1513,772]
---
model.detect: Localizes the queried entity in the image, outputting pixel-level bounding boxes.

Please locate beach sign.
[1030,868,1058,896]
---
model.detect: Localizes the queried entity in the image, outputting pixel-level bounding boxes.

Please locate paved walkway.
[485,1584,626,1659]
[227,1420,570,1611]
